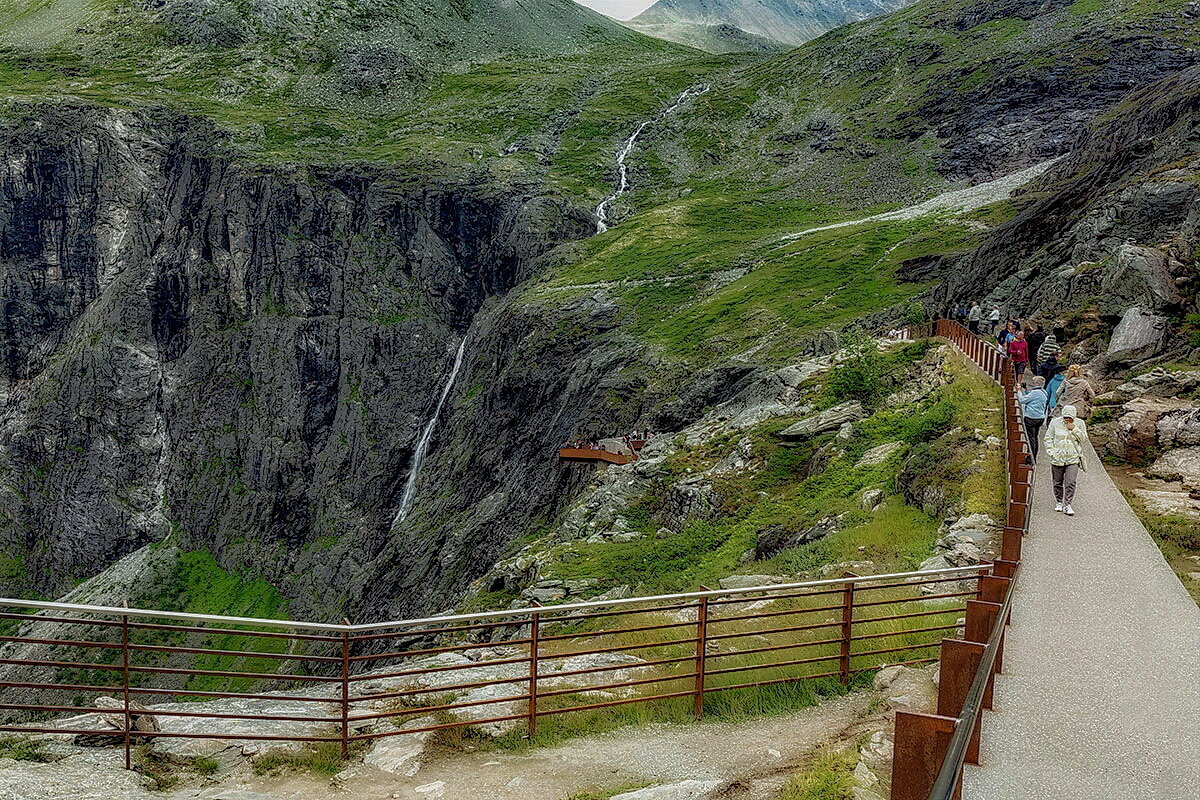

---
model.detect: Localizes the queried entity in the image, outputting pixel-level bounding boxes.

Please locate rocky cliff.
[0,105,663,620]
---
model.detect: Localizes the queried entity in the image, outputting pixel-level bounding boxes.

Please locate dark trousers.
[1023,417,1044,461]
[968,320,980,334]
[1014,361,1027,380]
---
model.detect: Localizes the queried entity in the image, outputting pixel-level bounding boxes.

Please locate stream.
[594,84,710,233]
[392,339,468,528]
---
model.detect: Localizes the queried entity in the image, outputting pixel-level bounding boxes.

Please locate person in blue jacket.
[1045,366,1067,411]
[1017,375,1050,463]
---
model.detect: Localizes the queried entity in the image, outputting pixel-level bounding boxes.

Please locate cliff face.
[924,66,1200,363]
[0,105,651,619]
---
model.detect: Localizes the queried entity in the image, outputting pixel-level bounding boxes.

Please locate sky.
[574,0,658,21]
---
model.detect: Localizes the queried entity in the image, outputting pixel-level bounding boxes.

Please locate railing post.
[694,587,710,719]
[890,711,958,800]
[839,576,856,685]
[121,601,131,771]
[340,618,351,759]
[527,601,541,739]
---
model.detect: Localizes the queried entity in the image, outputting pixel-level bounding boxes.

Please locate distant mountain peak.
[629,0,915,48]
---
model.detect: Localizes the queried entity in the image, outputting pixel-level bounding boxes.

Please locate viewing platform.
[558,435,653,465]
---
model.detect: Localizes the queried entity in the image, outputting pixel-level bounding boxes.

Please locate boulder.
[1107,398,1182,463]
[1145,447,1200,489]
[752,518,839,560]
[1104,368,1200,402]
[1106,307,1170,364]
[1157,406,1200,449]
[364,718,432,775]
[856,441,905,468]
[661,477,719,527]
[1100,244,1181,313]
[1132,488,1200,519]
[859,489,886,510]
[717,574,786,590]
[779,402,867,440]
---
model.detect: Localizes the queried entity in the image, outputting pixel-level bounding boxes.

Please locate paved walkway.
[965,443,1200,799]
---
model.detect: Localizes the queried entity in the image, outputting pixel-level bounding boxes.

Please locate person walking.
[1007,330,1030,379]
[1018,375,1049,462]
[1046,366,1067,410]
[987,306,1001,336]
[967,302,982,334]
[1025,323,1047,371]
[1056,364,1097,419]
[1036,328,1062,378]
[1044,404,1089,516]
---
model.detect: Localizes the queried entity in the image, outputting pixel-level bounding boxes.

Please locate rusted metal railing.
[890,318,1031,800]
[0,564,995,767]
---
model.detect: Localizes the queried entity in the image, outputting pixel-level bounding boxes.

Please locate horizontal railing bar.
[126,642,339,663]
[705,639,839,661]
[348,674,526,703]
[538,619,696,643]
[853,590,975,608]
[706,653,842,676]
[848,624,959,643]
[0,726,342,743]
[539,636,697,661]
[0,566,989,636]
[0,599,346,633]
[348,692,532,723]
[705,587,845,606]
[707,624,844,643]
[347,655,530,683]
[537,654,696,682]
[852,607,966,626]
[350,713,530,741]
[706,669,841,693]
[0,680,334,705]
[0,634,117,650]
[539,602,699,624]
[537,671,697,700]
[0,703,340,724]
[853,575,983,593]
[348,637,533,663]
[707,605,841,625]
[850,641,942,659]
[852,656,938,672]
[538,689,696,716]
[348,619,521,643]
[124,620,342,643]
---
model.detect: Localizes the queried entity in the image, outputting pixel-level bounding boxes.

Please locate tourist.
[1018,376,1049,463]
[1044,404,1089,516]
[1037,327,1062,378]
[1007,330,1029,379]
[998,320,1017,348]
[1046,366,1067,410]
[1025,323,1047,370]
[987,305,1001,334]
[967,302,982,334]
[1056,364,1097,419]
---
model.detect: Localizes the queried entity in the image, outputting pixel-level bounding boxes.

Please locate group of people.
[958,303,1096,517]
[561,431,659,454]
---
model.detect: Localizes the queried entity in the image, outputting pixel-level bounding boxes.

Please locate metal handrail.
[0,564,990,634]
[927,562,1020,800]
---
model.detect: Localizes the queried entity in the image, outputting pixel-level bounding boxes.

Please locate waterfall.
[594,84,710,234]
[391,339,468,528]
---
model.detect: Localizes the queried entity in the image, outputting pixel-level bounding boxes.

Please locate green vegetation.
[0,736,54,762]
[780,751,857,800]
[1126,495,1200,605]
[252,742,358,778]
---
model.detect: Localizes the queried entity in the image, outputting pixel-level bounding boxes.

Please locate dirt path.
[206,693,875,800]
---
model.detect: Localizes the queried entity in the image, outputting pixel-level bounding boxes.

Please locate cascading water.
[594,84,710,234]
[391,339,468,528]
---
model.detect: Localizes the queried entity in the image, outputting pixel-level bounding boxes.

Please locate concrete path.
[965,443,1200,799]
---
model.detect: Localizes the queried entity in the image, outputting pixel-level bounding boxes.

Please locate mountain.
[626,20,789,53]
[628,0,913,47]
[0,0,1197,626]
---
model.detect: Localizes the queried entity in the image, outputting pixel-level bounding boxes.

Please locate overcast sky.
[574,0,658,21]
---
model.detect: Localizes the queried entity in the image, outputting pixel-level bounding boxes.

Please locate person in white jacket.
[1044,404,1088,516]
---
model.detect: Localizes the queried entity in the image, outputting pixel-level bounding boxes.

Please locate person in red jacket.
[1007,330,1030,379]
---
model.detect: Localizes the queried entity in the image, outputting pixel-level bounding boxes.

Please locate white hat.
[1062,405,1078,419]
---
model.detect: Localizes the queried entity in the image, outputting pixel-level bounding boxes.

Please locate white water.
[594,84,710,233]
[391,339,468,528]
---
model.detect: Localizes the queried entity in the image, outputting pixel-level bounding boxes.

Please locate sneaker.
[1064,505,1075,516]
[1055,502,1064,513]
